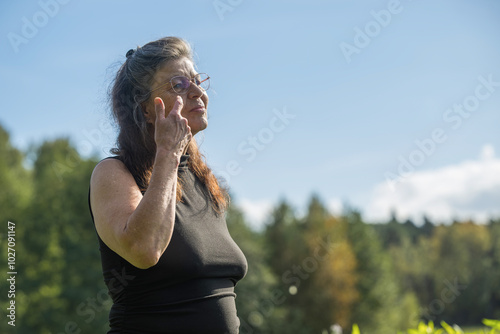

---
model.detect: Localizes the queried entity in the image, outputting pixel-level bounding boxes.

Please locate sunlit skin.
[144,57,209,137]
[90,58,208,269]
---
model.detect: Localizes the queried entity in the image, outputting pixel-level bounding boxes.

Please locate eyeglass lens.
[171,74,209,94]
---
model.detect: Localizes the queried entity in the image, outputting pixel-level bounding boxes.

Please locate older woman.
[89,37,247,333]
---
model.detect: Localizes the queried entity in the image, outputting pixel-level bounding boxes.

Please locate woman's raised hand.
[154,96,192,157]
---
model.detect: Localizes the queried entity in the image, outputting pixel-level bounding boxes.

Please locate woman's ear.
[142,101,155,124]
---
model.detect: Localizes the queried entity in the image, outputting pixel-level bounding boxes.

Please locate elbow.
[125,241,163,269]
[119,226,171,269]
[130,248,162,270]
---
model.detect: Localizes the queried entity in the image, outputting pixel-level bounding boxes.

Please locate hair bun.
[126,49,135,58]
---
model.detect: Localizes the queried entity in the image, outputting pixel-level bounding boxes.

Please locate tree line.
[0,124,498,334]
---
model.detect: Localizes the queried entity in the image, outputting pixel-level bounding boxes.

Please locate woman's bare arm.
[90,96,191,269]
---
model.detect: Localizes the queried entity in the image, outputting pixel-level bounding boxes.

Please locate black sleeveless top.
[88,155,248,333]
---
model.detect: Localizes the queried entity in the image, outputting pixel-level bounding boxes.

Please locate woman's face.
[145,57,209,136]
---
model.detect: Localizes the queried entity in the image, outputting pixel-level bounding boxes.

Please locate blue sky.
[1,0,500,229]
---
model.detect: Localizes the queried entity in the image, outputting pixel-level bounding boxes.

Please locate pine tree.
[345,209,419,333]
[0,124,33,333]
[16,139,105,333]
[227,202,286,333]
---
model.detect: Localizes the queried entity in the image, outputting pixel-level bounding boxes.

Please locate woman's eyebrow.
[181,71,199,78]
[169,71,198,79]
[153,70,198,87]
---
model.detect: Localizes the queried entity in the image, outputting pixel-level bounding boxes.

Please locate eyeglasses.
[150,73,210,95]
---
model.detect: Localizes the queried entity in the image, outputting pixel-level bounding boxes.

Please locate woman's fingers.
[167,97,189,136]
[157,95,184,123]
[171,96,183,117]
[154,97,165,121]
[153,95,191,153]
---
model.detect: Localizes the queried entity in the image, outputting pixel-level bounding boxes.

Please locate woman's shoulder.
[91,156,132,187]
[93,156,124,171]
[100,156,123,163]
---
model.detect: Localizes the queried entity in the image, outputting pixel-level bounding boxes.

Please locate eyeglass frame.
[149,73,210,95]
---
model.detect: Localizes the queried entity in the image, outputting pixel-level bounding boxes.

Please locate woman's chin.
[189,118,208,135]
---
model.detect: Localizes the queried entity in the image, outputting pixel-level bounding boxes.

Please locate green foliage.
[483,319,500,331]
[17,139,104,334]
[1,123,499,333]
[0,125,32,223]
[226,203,284,333]
[0,125,32,333]
[354,319,500,334]
[0,130,104,334]
[300,196,359,331]
[345,210,419,333]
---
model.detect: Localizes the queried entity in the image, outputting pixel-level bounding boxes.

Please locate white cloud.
[237,198,274,230]
[327,198,344,215]
[365,144,500,224]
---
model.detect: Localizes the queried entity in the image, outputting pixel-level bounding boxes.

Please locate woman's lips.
[190,106,205,113]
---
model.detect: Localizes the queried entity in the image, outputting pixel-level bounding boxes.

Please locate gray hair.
[111,37,193,146]
[109,37,193,189]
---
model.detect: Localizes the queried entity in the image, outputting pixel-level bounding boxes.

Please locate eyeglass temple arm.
[150,81,171,93]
